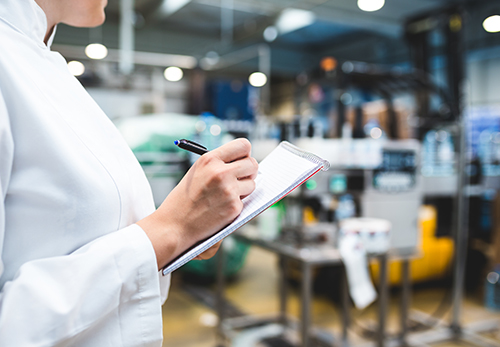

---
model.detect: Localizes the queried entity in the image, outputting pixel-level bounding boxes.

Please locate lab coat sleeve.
[0,88,13,278]
[0,94,164,346]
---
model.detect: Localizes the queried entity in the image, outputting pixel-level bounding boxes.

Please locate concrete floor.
[162,246,500,347]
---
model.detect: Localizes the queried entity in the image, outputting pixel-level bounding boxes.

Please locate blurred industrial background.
[51,0,500,346]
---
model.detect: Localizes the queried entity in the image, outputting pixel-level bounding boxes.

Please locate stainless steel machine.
[296,138,422,254]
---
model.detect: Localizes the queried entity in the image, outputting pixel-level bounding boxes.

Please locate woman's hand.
[194,241,222,260]
[138,138,258,270]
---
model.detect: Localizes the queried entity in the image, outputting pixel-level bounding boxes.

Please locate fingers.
[195,241,222,260]
[237,177,256,198]
[227,156,259,180]
[212,138,251,163]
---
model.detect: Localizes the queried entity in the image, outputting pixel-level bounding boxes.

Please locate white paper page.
[162,143,325,275]
[236,145,319,223]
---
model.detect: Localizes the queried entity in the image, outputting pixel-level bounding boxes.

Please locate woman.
[0,0,258,345]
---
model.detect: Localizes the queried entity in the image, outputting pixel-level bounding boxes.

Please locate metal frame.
[404,6,500,346]
[214,232,391,347]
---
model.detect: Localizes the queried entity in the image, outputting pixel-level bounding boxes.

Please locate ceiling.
[53,0,500,77]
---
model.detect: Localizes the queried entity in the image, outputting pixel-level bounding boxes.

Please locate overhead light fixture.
[249,72,267,87]
[67,60,85,76]
[210,124,222,136]
[200,51,220,70]
[357,0,385,12]
[483,15,500,33]
[370,127,383,139]
[195,120,207,132]
[263,26,278,42]
[275,9,315,35]
[164,66,183,82]
[85,43,108,60]
[159,0,191,15]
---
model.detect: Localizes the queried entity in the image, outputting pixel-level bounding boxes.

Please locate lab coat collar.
[0,0,57,48]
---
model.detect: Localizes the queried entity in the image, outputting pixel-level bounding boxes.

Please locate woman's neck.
[35,0,59,45]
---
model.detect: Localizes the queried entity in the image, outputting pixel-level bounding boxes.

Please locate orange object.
[320,57,337,72]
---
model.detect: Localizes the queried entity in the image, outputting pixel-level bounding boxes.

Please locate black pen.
[176,138,263,177]
[174,139,208,155]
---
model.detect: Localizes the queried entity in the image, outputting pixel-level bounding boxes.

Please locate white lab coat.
[0,0,171,346]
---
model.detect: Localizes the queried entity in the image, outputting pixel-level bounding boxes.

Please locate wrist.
[137,212,187,270]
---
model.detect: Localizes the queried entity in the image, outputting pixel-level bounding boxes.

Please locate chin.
[92,13,106,27]
[71,13,106,28]
[87,10,106,27]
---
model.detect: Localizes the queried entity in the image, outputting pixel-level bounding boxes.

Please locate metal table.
[215,229,391,347]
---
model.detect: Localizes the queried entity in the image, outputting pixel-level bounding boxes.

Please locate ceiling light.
[483,15,500,33]
[159,0,191,15]
[263,26,278,42]
[370,127,382,139]
[357,0,385,12]
[210,124,222,136]
[205,51,220,65]
[248,72,267,87]
[67,61,85,76]
[275,9,315,35]
[85,43,108,60]
[164,66,183,82]
[200,51,220,70]
[195,120,206,132]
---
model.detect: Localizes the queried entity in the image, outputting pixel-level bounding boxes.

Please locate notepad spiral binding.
[281,141,331,171]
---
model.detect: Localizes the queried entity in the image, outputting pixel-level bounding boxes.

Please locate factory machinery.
[212,4,500,347]
[213,137,423,347]
[115,4,500,347]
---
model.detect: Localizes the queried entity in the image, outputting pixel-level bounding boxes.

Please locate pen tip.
[174,140,179,145]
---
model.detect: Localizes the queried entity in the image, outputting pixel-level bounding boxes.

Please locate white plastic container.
[339,218,391,254]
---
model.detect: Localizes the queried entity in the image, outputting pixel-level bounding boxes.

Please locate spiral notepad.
[162,141,330,275]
